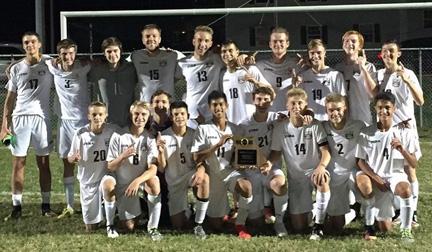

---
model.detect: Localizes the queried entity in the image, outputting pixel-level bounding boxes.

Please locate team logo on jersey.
[238,77,246,84]
[83,141,94,146]
[327,133,334,137]
[303,80,313,83]
[304,130,313,139]
[321,78,330,86]
[248,128,259,133]
[159,60,167,67]
[345,132,354,139]
[284,134,295,138]
[19,72,28,76]
[140,61,149,64]
[223,78,230,82]
[105,139,110,146]
[369,139,380,143]
[392,77,401,87]
[38,70,46,76]
[207,136,218,139]
[263,67,274,72]
[205,62,213,68]
[267,124,274,131]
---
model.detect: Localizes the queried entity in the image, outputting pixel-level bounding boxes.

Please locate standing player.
[157,101,210,239]
[297,39,346,121]
[1,32,56,219]
[103,101,162,240]
[355,92,417,242]
[90,37,137,128]
[265,88,331,240]
[67,102,118,236]
[334,31,377,125]
[130,24,184,102]
[149,90,172,136]
[192,91,254,239]
[178,25,224,124]
[46,38,91,218]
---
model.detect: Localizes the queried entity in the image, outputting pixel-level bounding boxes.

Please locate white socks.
[147,194,161,230]
[235,195,253,225]
[64,176,75,209]
[104,201,116,226]
[411,181,419,212]
[400,196,414,230]
[273,193,288,223]
[315,191,330,224]
[194,199,209,224]
[363,197,375,226]
[12,193,23,206]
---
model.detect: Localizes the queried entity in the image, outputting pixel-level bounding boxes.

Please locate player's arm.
[107,144,136,172]
[358,50,378,97]
[192,134,233,163]
[156,132,167,171]
[311,144,331,186]
[0,91,16,140]
[356,158,390,191]
[67,132,81,164]
[191,162,207,187]
[397,65,424,106]
[125,162,158,197]
[391,134,417,168]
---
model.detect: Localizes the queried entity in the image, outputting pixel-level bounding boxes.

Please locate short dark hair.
[374,91,396,105]
[150,90,172,103]
[22,31,41,42]
[382,39,401,51]
[88,101,107,111]
[170,101,188,114]
[207,90,227,104]
[252,86,275,101]
[101,37,122,52]
[56,38,77,53]
[142,24,161,34]
[221,40,239,50]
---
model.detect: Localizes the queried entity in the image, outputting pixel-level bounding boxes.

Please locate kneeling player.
[355,92,417,242]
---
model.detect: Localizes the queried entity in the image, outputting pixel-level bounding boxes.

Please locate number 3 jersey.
[355,125,417,178]
[6,56,53,118]
[107,128,157,186]
[68,124,118,185]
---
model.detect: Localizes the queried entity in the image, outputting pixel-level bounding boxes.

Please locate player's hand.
[0,122,12,141]
[191,166,206,187]
[217,134,233,148]
[299,113,313,126]
[311,166,328,187]
[156,131,166,153]
[396,118,411,129]
[396,62,409,82]
[374,176,390,192]
[71,150,81,163]
[125,179,141,197]
[121,144,136,160]
[259,160,272,175]
[291,69,303,87]
[391,132,404,153]
[296,53,311,69]
[357,49,367,70]
[277,112,289,121]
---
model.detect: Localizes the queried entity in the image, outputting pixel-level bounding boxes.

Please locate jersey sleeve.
[355,131,368,160]
[5,64,18,92]
[107,133,121,162]
[315,122,328,146]
[191,125,209,153]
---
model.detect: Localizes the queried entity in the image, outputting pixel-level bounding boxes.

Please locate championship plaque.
[233,136,265,170]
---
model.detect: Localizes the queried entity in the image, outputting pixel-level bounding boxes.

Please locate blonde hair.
[325,93,347,105]
[194,25,214,36]
[286,87,308,101]
[129,101,150,114]
[307,39,326,51]
[270,27,289,41]
[342,30,364,49]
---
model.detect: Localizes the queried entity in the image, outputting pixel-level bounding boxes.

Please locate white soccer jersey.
[6,56,53,118]
[46,60,91,120]
[107,129,156,185]
[160,127,196,185]
[377,68,422,130]
[334,62,376,125]
[271,120,328,179]
[68,124,117,185]
[242,112,278,158]
[355,125,416,178]
[322,120,365,177]
[256,56,299,112]
[178,53,224,119]
[131,49,184,102]
[221,66,264,125]
[299,67,346,121]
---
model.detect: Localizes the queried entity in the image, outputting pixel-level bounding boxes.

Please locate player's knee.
[395,182,411,198]
[236,178,252,197]
[146,177,160,195]
[269,176,286,192]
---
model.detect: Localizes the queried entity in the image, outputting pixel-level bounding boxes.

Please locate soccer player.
[89,37,137,128]
[322,93,365,232]
[103,101,162,240]
[297,39,346,121]
[334,30,377,125]
[156,101,209,239]
[178,25,224,124]
[241,86,288,237]
[67,102,118,235]
[191,91,254,239]
[220,40,273,125]
[45,38,91,218]
[130,24,184,102]
[265,88,331,240]
[149,90,172,136]
[355,92,417,242]
[1,32,56,219]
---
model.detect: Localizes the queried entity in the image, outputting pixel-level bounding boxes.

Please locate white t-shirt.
[46,60,91,120]
[299,67,346,121]
[6,56,53,118]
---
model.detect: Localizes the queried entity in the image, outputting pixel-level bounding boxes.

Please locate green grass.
[0,143,431,251]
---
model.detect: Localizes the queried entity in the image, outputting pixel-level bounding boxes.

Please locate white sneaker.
[274,221,288,237]
[107,225,119,238]
[149,228,163,241]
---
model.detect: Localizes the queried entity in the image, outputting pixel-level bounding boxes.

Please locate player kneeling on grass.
[156,101,209,239]
[266,88,331,240]
[355,92,417,242]
[67,102,117,233]
[103,101,162,240]
[322,93,365,232]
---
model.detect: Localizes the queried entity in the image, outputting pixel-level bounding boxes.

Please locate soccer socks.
[411,181,419,212]
[315,191,330,224]
[147,194,161,230]
[273,193,288,223]
[64,176,75,209]
[363,197,375,226]
[41,191,51,204]
[195,199,209,224]
[400,196,414,230]
[12,193,23,206]
[104,201,116,226]
[235,195,253,225]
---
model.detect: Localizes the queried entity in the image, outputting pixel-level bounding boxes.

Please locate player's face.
[209,98,228,119]
[151,94,170,113]
[88,106,107,129]
[192,31,213,57]
[269,32,289,55]
[375,100,395,123]
[220,43,239,65]
[171,107,188,128]
[142,28,161,52]
[308,45,326,67]
[381,43,401,68]
[254,93,272,113]
[22,35,41,55]
[342,34,361,55]
[287,96,307,117]
[131,106,150,128]
[59,47,76,67]
[104,45,121,65]
[326,101,347,125]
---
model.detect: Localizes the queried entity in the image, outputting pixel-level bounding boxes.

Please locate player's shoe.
[400,228,414,243]
[193,224,207,240]
[263,207,276,224]
[235,224,252,240]
[363,225,377,241]
[412,211,419,228]
[274,221,288,237]
[57,207,74,219]
[309,224,324,241]
[107,225,119,238]
[41,203,57,217]
[148,228,163,241]
[4,205,22,221]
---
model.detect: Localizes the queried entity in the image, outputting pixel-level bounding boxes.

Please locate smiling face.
[375,99,396,124]
[209,98,228,119]
[88,105,108,130]
[130,106,150,128]
[104,45,121,65]
[342,34,362,56]
[59,47,76,68]
[142,28,161,52]
[287,95,307,118]
[22,35,41,56]
[326,101,347,126]
[253,92,272,114]
[220,43,239,65]
[308,45,326,68]
[269,32,289,56]
[381,43,401,68]
[193,31,213,57]
[151,93,170,114]
[171,107,189,128]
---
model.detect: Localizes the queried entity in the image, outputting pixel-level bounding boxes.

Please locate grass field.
[0,142,430,252]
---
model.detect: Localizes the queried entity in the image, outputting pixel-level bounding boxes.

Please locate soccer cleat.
[4,205,22,221]
[363,225,377,241]
[41,203,57,217]
[274,221,288,237]
[148,228,163,241]
[263,207,276,224]
[57,207,74,219]
[309,224,324,241]
[107,225,119,238]
[235,224,252,240]
[412,211,419,228]
[400,228,414,243]
[193,224,207,240]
